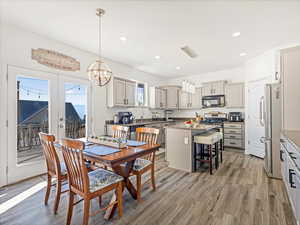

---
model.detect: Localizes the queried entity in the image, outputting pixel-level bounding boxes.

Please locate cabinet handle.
[229,142,236,145]
[289,169,297,188]
[280,150,284,162]
[290,152,297,160]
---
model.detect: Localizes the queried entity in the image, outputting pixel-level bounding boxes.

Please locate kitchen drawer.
[224,123,243,129]
[224,128,242,134]
[224,133,242,139]
[224,139,243,148]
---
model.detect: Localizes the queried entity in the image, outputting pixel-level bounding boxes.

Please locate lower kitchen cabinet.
[281,133,300,224]
[223,122,245,149]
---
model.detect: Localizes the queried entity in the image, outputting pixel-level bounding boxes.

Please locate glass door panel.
[64,83,87,139]
[16,76,49,165]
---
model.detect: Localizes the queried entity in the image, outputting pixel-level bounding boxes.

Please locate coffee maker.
[228,112,243,122]
[118,112,134,124]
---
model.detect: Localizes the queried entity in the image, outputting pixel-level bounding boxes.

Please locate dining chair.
[60,138,123,225]
[132,127,159,202]
[39,132,68,214]
[111,125,129,139]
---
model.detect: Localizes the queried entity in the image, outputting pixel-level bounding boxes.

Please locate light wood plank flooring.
[0,151,296,225]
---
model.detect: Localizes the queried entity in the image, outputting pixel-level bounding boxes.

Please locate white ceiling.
[2,0,300,78]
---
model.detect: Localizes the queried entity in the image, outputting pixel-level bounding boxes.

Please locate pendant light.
[87,8,112,86]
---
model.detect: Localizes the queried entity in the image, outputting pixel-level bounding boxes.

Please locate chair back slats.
[61,138,89,193]
[112,125,129,139]
[39,132,61,176]
[136,127,160,162]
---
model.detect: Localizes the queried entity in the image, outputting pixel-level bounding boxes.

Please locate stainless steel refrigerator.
[261,83,282,179]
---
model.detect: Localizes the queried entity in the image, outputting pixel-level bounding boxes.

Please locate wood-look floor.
[0,151,297,225]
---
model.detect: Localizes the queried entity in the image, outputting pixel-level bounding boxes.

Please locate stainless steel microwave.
[202,95,225,108]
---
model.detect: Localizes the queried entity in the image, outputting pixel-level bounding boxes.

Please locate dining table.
[57,138,161,220]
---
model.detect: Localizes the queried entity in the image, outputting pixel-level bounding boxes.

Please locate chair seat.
[88,169,123,192]
[194,132,221,145]
[133,158,152,171]
[60,161,91,176]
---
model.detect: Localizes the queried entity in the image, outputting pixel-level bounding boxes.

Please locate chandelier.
[87,8,112,86]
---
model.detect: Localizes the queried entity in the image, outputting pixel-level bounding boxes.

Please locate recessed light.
[232,32,241,37]
[155,55,160,59]
[176,66,181,70]
[120,36,127,41]
[240,52,247,56]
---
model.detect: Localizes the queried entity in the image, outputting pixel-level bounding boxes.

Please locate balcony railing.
[17,121,86,152]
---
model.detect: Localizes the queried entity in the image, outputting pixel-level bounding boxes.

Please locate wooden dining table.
[72,141,160,219]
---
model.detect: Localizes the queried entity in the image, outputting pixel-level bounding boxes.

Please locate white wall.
[0,23,164,186]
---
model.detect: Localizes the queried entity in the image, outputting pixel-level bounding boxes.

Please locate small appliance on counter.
[203,112,227,124]
[118,112,134,124]
[228,112,243,122]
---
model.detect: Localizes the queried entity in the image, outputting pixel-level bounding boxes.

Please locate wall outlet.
[184,137,189,145]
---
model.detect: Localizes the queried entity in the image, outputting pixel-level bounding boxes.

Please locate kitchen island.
[165,124,221,172]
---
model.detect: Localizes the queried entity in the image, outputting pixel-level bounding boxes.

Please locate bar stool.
[194,132,222,174]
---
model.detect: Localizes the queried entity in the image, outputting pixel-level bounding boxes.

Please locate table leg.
[104,160,136,220]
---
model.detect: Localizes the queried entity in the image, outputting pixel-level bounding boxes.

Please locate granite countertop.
[167,123,221,131]
[106,119,176,127]
[282,130,300,148]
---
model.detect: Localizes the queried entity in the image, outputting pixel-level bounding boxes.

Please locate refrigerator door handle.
[259,96,264,127]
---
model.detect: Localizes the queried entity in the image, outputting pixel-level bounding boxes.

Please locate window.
[137,83,145,106]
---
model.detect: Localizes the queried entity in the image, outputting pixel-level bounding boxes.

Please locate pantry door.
[7,66,59,184]
[57,76,91,141]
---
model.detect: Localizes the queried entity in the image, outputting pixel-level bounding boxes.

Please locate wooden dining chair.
[111,125,129,139]
[39,132,68,214]
[60,138,123,225]
[132,127,160,202]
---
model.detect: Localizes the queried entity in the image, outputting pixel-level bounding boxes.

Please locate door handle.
[259,96,265,127]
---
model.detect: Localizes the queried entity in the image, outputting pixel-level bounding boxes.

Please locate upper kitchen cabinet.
[149,87,167,109]
[191,87,202,109]
[179,88,202,109]
[281,46,300,130]
[202,80,226,96]
[225,83,244,108]
[106,77,136,107]
[164,86,180,109]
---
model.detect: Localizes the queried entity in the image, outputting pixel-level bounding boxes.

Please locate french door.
[7,66,91,184]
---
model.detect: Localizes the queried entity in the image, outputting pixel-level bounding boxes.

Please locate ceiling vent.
[180,46,198,58]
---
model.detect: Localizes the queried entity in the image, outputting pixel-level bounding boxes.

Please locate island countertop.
[167,123,221,131]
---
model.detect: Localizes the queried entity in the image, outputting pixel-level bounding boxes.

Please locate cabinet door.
[212,81,225,95]
[166,87,179,109]
[191,88,202,109]
[161,89,167,108]
[125,81,136,106]
[114,78,126,105]
[202,84,212,96]
[225,83,244,108]
[155,88,161,108]
[179,91,189,109]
